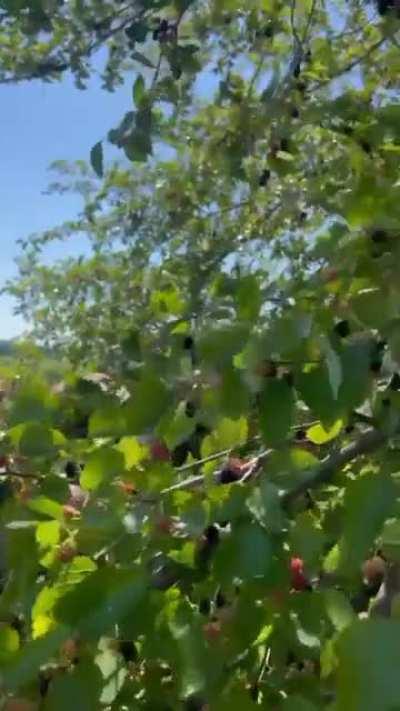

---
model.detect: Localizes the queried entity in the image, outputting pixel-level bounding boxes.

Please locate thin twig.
[290,0,301,48]
[176,447,234,473]
[312,36,388,90]
[302,0,318,44]
[161,449,272,495]
[0,470,43,481]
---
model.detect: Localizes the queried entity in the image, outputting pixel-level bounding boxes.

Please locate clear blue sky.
[0,58,219,340]
[0,64,133,338]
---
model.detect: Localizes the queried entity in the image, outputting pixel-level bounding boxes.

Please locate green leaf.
[90,141,103,178]
[18,423,55,456]
[324,589,355,632]
[296,364,338,425]
[115,436,148,469]
[125,20,148,43]
[282,698,318,711]
[236,275,261,321]
[337,338,372,413]
[198,324,249,367]
[36,520,60,548]
[55,568,146,639]
[123,127,152,162]
[27,496,64,521]
[8,380,56,426]
[336,620,400,711]
[289,511,325,567]
[159,402,195,450]
[2,626,69,690]
[259,378,294,446]
[0,625,20,663]
[89,404,127,437]
[80,447,124,491]
[306,419,343,444]
[380,518,400,562]
[338,471,396,575]
[133,73,146,107]
[44,660,103,710]
[125,371,171,434]
[219,367,249,419]
[201,417,248,461]
[247,480,287,534]
[215,521,273,582]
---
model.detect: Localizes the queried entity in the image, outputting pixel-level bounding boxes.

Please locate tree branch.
[282,427,386,505]
[312,35,388,90]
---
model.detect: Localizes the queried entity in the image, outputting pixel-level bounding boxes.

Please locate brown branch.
[282,427,386,505]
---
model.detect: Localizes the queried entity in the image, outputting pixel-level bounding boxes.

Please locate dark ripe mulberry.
[215,589,227,608]
[199,598,211,615]
[219,466,240,484]
[204,524,220,546]
[334,320,350,338]
[295,428,306,441]
[280,137,289,152]
[183,335,194,350]
[293,63,301,78]
[185,401,196,418]
[172,441,190,466]
[390,373,400,391]
[371,229,388,244]
[119,640,138,663]
[283,370,294,387]
[65,460,80,479]
[258,169,270,186]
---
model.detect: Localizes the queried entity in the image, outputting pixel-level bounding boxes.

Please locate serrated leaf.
[90,141,103,178]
